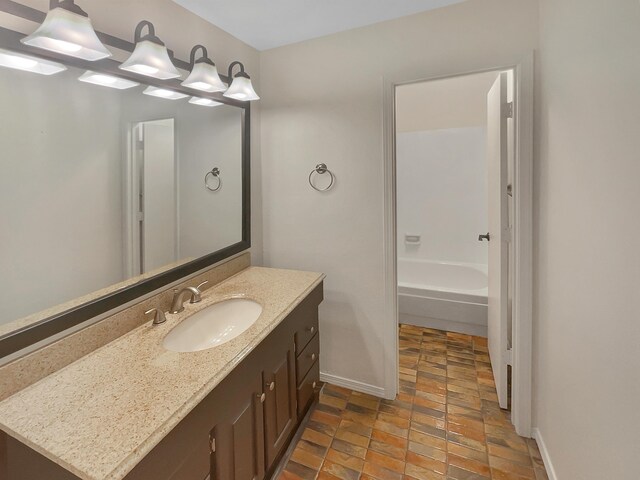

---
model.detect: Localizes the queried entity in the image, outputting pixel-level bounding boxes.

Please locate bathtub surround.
[396,127,488,265]
[395,71,499,266]
[260,0,538,399]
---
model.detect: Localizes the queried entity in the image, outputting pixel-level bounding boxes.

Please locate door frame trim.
[381,53,534,436]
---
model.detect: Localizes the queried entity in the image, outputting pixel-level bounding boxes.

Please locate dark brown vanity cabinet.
[210,371,266,480]
[0,282,322,480]
[263,344,297,467]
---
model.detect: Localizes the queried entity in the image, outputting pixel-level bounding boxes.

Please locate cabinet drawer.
[297,360,320,417]
[296,333,319,385]
[294,311,318,356]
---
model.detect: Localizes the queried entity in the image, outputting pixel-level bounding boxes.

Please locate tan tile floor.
[279,325,548,480]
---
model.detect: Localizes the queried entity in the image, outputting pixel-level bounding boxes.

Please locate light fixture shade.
[0,48,67,75]
[182,61,226,92]
[223,74,260,101]
[143,86,188,100]
[120,39,180,79]
[21,5,111,61]
[189,97,222,107]
[79,70,139,89]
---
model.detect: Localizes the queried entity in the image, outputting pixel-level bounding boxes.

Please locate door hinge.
[209,436,216,453]
[505,348,513,366]
[506,102,514,119]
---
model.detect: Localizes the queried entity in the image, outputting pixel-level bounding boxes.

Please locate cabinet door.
[263,345,297,467]
[211,373,265,480]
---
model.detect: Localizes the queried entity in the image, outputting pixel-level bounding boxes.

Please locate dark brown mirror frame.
[0,0,252,359]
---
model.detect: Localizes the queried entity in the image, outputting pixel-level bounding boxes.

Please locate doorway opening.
[127,118,178,277]
[386,63,533,435]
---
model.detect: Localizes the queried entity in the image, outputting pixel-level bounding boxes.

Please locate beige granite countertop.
[0,267,324,480]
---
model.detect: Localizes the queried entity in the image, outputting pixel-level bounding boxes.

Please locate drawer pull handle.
[312,381,317,389]
[311,353,317,361]
[258,393,266,403]
[267,381,275,391]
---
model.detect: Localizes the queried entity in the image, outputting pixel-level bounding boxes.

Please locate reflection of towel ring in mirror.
[308,163,335,192]
[205,167,222,192]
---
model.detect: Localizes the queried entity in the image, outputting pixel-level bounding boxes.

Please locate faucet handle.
[189,281,209,304]
[145,308,167,325]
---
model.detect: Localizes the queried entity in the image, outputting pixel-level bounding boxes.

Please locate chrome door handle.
[478,233,490,242]
[267,381,275,391]
[258,393,266,403]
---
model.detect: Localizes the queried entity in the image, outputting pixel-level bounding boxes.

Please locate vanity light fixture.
[119,21,180,80]
[189,97,222,107]
[0,48,67,75]
[181,45,226,93]
[223,61,259,101]
[143,85,188,100]
[78,71,139,89]
[20,0,111,61]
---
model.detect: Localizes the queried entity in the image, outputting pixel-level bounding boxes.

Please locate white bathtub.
[398,258,488,337]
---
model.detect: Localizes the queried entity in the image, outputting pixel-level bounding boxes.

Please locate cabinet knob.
[267,381,275,391]
[311,353,317,361]
[308,326,315,334]
[258,393,266,403]
[312,381,317,389]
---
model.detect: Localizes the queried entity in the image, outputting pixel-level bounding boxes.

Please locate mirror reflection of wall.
[0,62,243,327]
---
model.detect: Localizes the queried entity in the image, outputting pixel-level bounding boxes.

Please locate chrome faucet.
[170,281,208,314]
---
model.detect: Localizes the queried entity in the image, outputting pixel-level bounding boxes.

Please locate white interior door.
[141,119,177,273]
[487,73,510,409]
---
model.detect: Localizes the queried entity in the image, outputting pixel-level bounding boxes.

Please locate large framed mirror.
[0,19,251,359]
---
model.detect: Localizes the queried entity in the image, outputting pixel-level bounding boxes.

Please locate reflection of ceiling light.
[189,97,223,107]
[182,45,226,93]
[223,61,259,102]
[0,48,67,75]
[143,86,188,100]
[119,21,180,80]
[21,0,111,61]
[78,71,140,89]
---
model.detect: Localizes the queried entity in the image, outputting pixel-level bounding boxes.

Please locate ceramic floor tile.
[278,326,548,480]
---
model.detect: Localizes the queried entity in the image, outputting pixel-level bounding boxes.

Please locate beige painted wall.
[534,0,640,478]
[260,0,538,395]
[0,0,263,263]
[396,71,499,132]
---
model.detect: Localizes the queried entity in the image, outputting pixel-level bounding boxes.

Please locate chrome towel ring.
[308,163,335,192]
[205,167,222,192]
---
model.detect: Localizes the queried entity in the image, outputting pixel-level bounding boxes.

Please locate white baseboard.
[320,372,387,399]
[532,428,558,480]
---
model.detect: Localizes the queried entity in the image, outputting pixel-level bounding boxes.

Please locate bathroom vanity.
[0,267,324,480]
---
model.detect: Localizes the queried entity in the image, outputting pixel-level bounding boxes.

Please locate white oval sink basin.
[163,298,262,353]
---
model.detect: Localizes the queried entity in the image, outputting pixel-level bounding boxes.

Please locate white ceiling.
[172,0,468,51]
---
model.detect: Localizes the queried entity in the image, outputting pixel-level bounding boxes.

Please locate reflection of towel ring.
[308,163,335,192]
[205,167,222,192]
